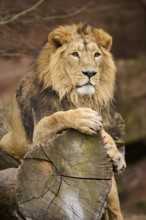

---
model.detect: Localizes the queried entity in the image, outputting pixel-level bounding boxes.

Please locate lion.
[0,23,126,220]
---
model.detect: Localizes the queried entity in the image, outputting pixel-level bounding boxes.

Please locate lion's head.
[36,24,116,122]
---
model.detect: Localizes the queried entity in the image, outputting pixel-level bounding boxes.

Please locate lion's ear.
[94,29,112,51]
[48,27,70,49]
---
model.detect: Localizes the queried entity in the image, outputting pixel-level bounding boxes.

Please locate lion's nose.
[82,71,97,78]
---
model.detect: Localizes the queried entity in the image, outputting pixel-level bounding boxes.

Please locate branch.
[19,0,95,24]
[42,0,95,21]
[0,0,46,26]
[0,48,33,58]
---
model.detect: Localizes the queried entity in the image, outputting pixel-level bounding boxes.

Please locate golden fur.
[38,24,116,125]
[0,24,125,220]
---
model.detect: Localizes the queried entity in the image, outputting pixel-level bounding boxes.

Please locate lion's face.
[62,40,102,96]
[40,24,116,112]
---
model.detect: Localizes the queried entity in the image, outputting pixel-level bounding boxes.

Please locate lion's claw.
[110,153,126,175]
[101,129,126,175]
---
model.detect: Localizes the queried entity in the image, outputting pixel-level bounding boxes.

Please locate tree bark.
[0,168,18,219]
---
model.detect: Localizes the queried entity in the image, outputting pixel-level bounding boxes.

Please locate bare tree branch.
[0,0,46,26]
[0,48,33,58]
[0,0,96,58]
[42,0,95,21]
[10,0,95,24]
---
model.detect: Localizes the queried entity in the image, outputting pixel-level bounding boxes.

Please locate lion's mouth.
[76,81,94,88]
[76,81,95,96]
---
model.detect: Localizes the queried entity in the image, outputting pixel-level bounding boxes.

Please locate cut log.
[0,168,18,219]
[0,168,16,206]
[16,129,112,220]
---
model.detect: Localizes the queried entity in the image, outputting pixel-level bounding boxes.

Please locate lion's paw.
[106,148,126,175]
[101,129,126,175]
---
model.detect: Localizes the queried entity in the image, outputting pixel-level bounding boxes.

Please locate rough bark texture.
[0,168,18,219]
[16,130,112,220]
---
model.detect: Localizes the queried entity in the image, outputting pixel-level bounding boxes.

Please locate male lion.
[0,23,126,219]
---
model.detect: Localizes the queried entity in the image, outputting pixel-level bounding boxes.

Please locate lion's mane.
[27,23,116,126]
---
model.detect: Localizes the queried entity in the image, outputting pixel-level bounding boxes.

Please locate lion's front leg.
[33,111,69,145]
[33,108,103,145]
[105,175,124,220]
[100,129,126,175]
[100,130,125,220]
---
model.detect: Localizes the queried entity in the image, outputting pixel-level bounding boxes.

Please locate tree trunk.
[16,130,112,220]
[0,130,112,220]
[0,168,18,219]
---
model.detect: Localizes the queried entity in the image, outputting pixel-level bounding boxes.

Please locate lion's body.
[0,24,125,220]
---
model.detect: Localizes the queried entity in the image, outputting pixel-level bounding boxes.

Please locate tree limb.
[42,0,95,21]
[0,0,46,26]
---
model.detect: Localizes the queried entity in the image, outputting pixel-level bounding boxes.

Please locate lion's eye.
[71,52,79,58]
[94,52,101,58]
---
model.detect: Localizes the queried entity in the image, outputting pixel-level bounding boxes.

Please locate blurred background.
[0,0,146,219]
